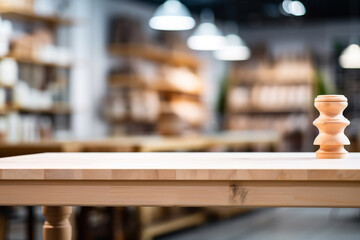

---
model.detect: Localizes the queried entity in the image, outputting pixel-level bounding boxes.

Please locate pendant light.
[214,22,250,61]
[339,0,360,69]
[187,9,226,51]
[281,0,306,16]
[149,0,195,31]
[339,43,360,69]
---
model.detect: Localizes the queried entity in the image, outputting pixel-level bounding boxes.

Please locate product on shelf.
[10,29,73,65]
[0,0,65,16]
[104,88,161,124]
[156,113,188,136]
[11,29,52,59]
[129,89,160,122]
[231,114,309,131]
[0,19,12,56]
[226,51,315,151]
[108,16,145,45]
[228,84,312,112]
[0,58,18,86]
[234,56,314,84]
[14,80,52,109]
[156,66,203,94]
[227,87,249,112]
[0,116,6,141]
[104,89,127,121]
[0,88,5,109]
[0,0,33,10]
[0,113,54,142]
[166,98,205,126]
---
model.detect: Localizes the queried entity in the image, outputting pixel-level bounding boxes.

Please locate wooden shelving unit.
[0,82,13,88]
[0,6,72,25]
[109,44,200,70]
[0,5,74,142]
[0,104,71,115]
[0,54,72,68]
[225,55,315,151]
[108,74,149,88]
[109,74,202,96]
[229,107,310,114]
[0,107,7,115]
[14,105,71,114]
[106,42,204,136]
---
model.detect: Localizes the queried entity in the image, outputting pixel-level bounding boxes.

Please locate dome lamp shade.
[187,9,225,51]
[149,0,195,31]
[214,34,251,61]
[339,43,360,69]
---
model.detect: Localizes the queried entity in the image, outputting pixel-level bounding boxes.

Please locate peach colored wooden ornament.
[313,95,350,159]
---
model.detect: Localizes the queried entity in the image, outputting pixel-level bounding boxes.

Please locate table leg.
[111,207,125,240]
[27,206,34,240]
[42,206,72,240]
[0,213,6,240]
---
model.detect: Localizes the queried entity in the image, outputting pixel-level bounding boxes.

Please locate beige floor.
[157,208,360,240]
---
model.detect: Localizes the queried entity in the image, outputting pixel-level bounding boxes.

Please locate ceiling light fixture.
[338,1,360,69]
[339,43,360,69]
[214,22,251,61]
[290,1,306,16]
[281,0,306,16]
[187,9,226,51]
[214,34,250,61]
[149,0,195,31]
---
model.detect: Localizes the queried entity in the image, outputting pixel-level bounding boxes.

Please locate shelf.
[108,75,148,88]
[0,82,14,88]
[15,105,71,114]
[231,80,313,86]
[109,74,202,96]
[0,6,73,25]
[0,107,7,115]
[0,104,71,115]
[1,54,72,68]
[231,107,310,114]
[106,116,155,124]
[109,44,200,69]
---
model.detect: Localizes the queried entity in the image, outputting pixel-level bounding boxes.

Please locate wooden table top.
[1,152,360,181]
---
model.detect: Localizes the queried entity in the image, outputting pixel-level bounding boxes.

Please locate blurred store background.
[0,0,359,239]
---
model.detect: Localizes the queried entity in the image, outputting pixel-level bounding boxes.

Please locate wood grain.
[1,153,360,181]
[1,152,360,208]
[0,180,359,207]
